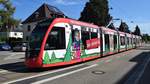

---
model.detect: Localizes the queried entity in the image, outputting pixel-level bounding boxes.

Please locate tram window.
[105,34,110,50]
[120,36,125,45]
[130,37,132,44]
[131,38,133,44]
[45,27,66,50]
[113,35,117,49]
[133,38,136,44]
[29,25,49,50]
[81,30,90,49]
[138,39,140,44]
[72,29,80,44]
[127,37,129,45]
[91,32,98,39]
[129,38,131,44]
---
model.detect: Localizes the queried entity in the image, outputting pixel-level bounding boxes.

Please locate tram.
[25,18,142,68]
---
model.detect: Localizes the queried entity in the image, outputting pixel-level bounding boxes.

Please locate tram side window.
[91,32,98,39]
[130,38,131,44]
[72,29,80,45]
[133,38,136,44]
[81,30,90,49]
[129,38,131,44]
[138,39,140,44]
[127,37,129,45]
[105,34,110,50]
[45,27,66,50]
[120,36,125,45]
[113,35,117,49]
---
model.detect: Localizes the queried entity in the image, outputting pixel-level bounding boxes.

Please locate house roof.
[22,3,65,24]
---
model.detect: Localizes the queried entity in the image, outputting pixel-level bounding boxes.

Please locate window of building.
[26,36,29,41]
[35,12,39,18]
[27,25,31,32]
[45,27,66,50]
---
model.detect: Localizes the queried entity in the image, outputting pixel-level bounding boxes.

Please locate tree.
[79,0,111,26]
[0,0,19,32]
[142,34,150,43]
[108,23,115,30]
[134,25,141,36]
[119,21,130,33]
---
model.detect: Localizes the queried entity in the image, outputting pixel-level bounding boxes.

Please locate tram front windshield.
[29,25,48,50]
[26,19,53,58]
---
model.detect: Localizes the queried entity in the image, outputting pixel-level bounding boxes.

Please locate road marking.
[0,70,8,73]
[3,63,87,84]
[31,64,98,84]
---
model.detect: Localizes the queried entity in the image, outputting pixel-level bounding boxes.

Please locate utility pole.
[106,18,121,28]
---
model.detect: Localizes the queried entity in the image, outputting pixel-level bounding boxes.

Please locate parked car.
[13,43,26,52]
[0,43,11,51]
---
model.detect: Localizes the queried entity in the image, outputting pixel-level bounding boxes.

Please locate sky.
[10,0,150,34]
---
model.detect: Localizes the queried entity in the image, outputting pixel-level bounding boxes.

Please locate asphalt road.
[0,51,24,65]
[0,44,150,84]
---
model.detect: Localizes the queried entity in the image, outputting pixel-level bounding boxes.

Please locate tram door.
[113,35,118,51]
[104,33,110,53]
[72,25,81,59]
[109,34,114,52]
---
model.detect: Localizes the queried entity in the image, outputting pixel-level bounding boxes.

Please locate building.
[0,24,23,44]
[22,3,66,42]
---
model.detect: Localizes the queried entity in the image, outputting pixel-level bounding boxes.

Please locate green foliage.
[0,32,7,42]
[0,37,7,43]
[142,34,150,43]
[108,23,115,30]
[134,25,141,36]
[119,21,130,33]
[79,0,111,26]
[0,0,20,32]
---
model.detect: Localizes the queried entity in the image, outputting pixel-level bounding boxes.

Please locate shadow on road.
[116,48,150,84]
[0,62,29,73]
[0,60,87,73]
